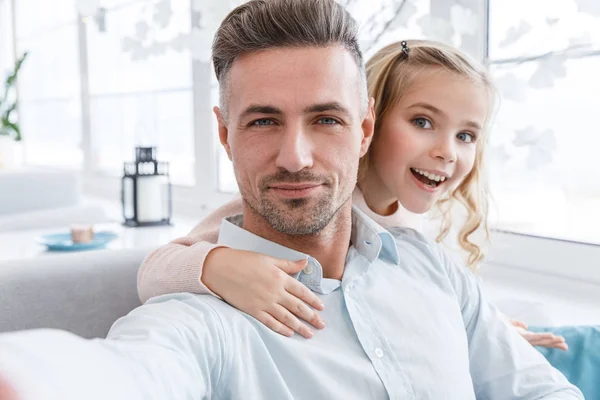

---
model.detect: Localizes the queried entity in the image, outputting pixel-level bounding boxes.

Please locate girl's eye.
[413,117,432,129]
[318,117,339,125]
[251,118,275,126]
[457,132,475,143]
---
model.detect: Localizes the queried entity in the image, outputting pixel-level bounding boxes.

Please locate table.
[0,219,196,262]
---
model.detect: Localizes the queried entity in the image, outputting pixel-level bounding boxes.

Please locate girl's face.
[368,69,489,214]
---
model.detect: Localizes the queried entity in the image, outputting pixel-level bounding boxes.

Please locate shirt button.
[303,264,313,275]
[374,348,384,358]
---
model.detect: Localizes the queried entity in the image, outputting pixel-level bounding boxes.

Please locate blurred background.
[2,0,599,240]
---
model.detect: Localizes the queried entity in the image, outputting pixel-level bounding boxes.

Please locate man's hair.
[212,0,368,120]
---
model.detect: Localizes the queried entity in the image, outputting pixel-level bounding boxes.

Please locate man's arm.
[0,293,227,400]
[435,247,583,399]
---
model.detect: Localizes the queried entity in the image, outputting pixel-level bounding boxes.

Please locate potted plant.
[0,52,27,168]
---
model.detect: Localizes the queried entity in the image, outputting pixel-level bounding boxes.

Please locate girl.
[138,39,565,350]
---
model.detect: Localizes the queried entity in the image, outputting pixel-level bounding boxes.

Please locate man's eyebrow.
[240,105,283,119]
[408,102,482,130]
[304,102,351,116]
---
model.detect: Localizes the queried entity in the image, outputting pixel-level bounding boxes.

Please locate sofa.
[0,168,111,232]
[0,168,81,216]
[0,245,596,398]
[0,247,152,338]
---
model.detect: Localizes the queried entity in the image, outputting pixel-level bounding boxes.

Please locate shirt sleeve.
[0,293,228,400]
[434,245,584,400]
[137,196,243,303]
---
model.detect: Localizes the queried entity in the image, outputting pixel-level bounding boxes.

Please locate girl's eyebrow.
[407,102,482,130]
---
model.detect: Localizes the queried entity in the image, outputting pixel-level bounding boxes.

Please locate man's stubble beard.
[245,190,343,235]
[239,168,357,236]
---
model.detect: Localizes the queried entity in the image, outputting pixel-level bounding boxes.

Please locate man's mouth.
[269,183,322,198]
[410,168,447,189]
[270,183,321,190]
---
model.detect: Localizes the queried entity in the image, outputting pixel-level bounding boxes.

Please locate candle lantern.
[121,146,172,227]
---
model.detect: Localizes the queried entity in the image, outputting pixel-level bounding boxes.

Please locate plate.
[36,231,119,252]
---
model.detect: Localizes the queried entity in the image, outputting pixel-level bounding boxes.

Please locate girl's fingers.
[529,337,559,346]
[525,333,568,349]
[256,311,294,338]
[270,304,314,339]
[280,292,326,330]
[511,319,528,329]
[276,258,308,274]
[285,277,325,311]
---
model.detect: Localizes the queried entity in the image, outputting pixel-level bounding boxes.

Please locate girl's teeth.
[414,168,446,182]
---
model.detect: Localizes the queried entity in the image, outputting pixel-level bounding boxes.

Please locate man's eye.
[252,119,275,126]
[413,117,432,129]
[318,117,339,125]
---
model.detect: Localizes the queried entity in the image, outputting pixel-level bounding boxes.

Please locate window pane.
[21,99,83,168]
[87,0,195,185]
[489,0,600,61]
[15,18,82,169]
[15,0,76,40]
[17,25,81,101]
[0,0,14,74]
[86,0,192,95]
[488,57,600,244]
[90,90,194,186]
[348,0,431,58]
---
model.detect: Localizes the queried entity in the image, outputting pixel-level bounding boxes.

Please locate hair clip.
[401,41,410,56]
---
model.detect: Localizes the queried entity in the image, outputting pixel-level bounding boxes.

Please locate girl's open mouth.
[410,168,446,189]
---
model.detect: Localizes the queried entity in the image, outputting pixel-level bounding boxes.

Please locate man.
[0,0,583,399]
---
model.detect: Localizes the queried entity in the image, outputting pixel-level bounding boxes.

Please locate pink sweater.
[137,188,421,302]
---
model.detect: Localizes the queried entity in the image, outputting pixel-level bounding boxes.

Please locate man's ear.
[360,97,376,157]
[214,106,232,161]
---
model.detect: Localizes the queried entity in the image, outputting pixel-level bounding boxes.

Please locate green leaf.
[0,52,27,142]
[0,118,20,141]
[5,52,27,89]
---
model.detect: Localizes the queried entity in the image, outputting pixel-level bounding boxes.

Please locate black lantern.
[121,147,172,227]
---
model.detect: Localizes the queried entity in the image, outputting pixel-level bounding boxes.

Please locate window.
[3,0,598,251]
[14,0,83,169]
[487,0,600,245]
[0,0,14,74]
[86,0,195,186]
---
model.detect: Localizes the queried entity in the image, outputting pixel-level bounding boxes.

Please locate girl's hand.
[202,248,326,339]
[510,319,568,351]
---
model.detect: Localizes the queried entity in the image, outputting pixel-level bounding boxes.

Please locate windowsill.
[481,264,600,326]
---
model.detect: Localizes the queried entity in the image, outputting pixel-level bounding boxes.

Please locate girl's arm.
[137,196,325,339]
[137,197,243,303]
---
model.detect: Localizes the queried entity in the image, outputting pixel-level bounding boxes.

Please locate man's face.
[215,46,373,235]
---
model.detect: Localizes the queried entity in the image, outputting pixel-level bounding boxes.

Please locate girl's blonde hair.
[361,40,496,270]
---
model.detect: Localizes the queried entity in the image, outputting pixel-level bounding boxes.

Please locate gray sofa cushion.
[0,247,151,338]
[0,169,81,215]
[0,205,110,232]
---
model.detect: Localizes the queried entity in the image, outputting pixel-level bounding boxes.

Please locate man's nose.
[275,125,314,172]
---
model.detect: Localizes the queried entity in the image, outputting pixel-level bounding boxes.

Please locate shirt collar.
[350,205,400,265]
[217,206,399,294]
